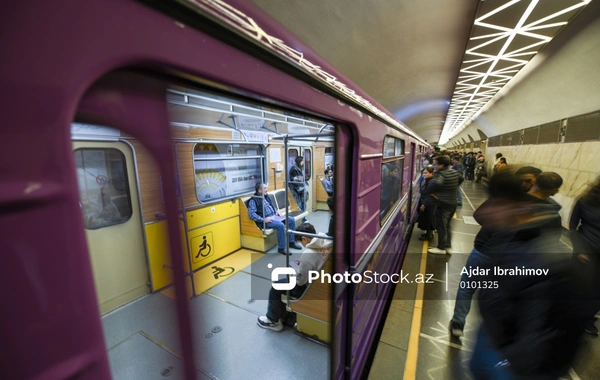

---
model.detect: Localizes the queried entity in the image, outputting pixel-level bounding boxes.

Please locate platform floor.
[102,210,332,380]
[368,180,600,380]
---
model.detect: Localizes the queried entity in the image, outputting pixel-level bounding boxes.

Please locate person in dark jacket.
[417,167,435,240]
[326,196,334,237]
[464,152,475,181]
[451,155,464,207]
[474,155,486,183]
[471,195,587,379]
[247,182,303,255]
[570,178,600,335]
[289,156,307,216]
[428,155,463,254]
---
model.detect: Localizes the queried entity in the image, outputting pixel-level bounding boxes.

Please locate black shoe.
[419,234,433,241]
[450,321,463,337]
[457,204,462,207]
[289,242,303,250]
[585,322,599,335]
[277,249,290,255]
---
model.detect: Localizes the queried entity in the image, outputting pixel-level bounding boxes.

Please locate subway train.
[0,1,431,379]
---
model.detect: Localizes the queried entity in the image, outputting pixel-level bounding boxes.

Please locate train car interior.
[71,81,337,379]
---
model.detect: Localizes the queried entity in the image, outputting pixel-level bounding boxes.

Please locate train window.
[304,148,312,180]
[74,148,133,229]
[383,136,396,157]
[193,143,264,203]
[395,139,405,156]
[380,159,403,222]
[288,148,298,171]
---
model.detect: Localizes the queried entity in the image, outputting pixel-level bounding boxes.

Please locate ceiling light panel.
[439,0,591,145]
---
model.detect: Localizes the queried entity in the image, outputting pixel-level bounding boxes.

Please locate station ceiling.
[251,0,592,145]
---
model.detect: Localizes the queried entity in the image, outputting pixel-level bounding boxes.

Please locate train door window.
[304,148,312,180]
[288,148,298,171]
[193,143,264,203]
[74,148,133,229]
[380,136,405,223]
[412,143,419,179]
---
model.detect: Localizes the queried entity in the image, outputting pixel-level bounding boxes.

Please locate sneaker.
[428,248,446,255]
[257,316,283,332]
[450,321,463,337]
[585,321,599,335]
[289,242,303,250]
[445,247,453,254]
[277,248,290,255]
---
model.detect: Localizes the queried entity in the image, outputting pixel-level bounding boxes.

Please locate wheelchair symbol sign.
[192,232,214,264]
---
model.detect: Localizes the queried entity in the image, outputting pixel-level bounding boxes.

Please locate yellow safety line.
[403,240,429,380]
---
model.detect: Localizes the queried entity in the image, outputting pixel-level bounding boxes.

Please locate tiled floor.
[368,181,600,379]
[101,211,332,380]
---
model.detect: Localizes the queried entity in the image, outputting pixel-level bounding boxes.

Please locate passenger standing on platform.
[428,155,463,255]
[451,155,464,207]
[495,157,508,172]
[417,167,435,241]
[464,152,475,181]
[258,223,332,332]
[570,178,600,335]
[493,152,503,168]
[474,155,486,183]
[470,175,587,379]
[289,156,307,219]
[514,166,542,193]
[247,182,303,255]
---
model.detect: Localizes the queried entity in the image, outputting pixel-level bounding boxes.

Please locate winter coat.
[429,167,463,205]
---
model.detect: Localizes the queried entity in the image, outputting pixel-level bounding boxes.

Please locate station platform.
[367,180,600,380]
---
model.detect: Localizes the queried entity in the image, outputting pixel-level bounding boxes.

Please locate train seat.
[282,255,333,343]
[269,189,308,222]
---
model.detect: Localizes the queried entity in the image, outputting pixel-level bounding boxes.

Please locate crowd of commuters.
[418,149,599,378]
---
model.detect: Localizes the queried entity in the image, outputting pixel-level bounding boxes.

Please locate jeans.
[471,326,517,380]
[457,187,463,205]
[434,203,456,249]
[452,247,491,326]
[266,279,307,322]
[265,217,296,250]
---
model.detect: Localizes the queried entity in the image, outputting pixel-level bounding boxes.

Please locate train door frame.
[72,138,150,314]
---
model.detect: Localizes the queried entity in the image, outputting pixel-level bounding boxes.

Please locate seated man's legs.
[287,216,296,244]
[265,220,286,250]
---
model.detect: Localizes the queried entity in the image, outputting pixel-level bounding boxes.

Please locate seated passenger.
[257,223,333,331]
[247,182,302,255]
[322,168,334,196]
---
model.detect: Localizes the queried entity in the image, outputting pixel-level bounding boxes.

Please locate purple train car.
[0,0,429,379]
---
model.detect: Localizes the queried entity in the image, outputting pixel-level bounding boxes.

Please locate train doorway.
[73,140,149,314]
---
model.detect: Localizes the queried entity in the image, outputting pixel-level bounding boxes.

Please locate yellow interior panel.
[186,200,239,230]
[296,314,331,344]
[146,220,190,291]
[188,216,241,271]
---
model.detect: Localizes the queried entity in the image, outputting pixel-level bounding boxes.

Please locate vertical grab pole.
[260,145,266,233]
[283,135,291,307]
[174,141,196,297]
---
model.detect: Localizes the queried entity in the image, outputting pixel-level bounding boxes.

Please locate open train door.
[72,139,149,314]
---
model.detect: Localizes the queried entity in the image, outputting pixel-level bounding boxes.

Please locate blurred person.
[475,155,486,183]
[515,166,542,193]
[257,223,332,331]
[428,155,463,255]
[451,155,464,207]
[417,167,435,241]
[496,157,508,171]
[493,152,503,167]
[570,178,600,335]
[470,174,588,379]
[381,163,401,212]
[450,170,522,337]
[526,172,564,241]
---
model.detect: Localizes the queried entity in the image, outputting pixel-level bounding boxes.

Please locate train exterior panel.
[0,0,429,379]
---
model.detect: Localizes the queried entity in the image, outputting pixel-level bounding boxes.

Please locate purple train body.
[0,0,429,379]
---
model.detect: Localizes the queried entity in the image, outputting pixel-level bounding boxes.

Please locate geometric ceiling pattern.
[439,0,592,145]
